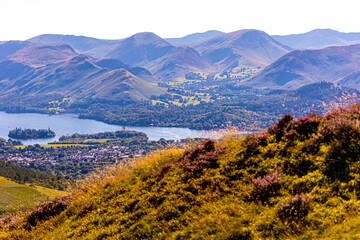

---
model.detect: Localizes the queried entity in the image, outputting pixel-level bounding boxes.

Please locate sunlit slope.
[241,44,360,90]
[0,176,62,214]
[5,104,360,239]
[0,45,165,101]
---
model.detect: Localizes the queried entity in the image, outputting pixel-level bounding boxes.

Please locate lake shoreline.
[0,111,220,145]
[3,109,216,131]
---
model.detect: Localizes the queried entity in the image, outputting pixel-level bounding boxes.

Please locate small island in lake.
[8,128,56,140]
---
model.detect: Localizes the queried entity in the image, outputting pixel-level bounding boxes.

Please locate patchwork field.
[0,176,62,214]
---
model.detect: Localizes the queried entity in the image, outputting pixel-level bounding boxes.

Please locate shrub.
[322,122,360,181]
[285,115,321,141]
[282,152,316,177]
[178,140,225,178]
[226,228,253,240]
[268,114,293,141]
[76,202,95,218]
[277,194,311,222]
[0,214,19,229]
[25,195,73,229]
[252,169,282,202]
[244,132,269,148]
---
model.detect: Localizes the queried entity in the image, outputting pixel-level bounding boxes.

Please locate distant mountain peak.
[131,32,159,38]
[193,29,292,70]
[0,40,35,61]
[240,44,360,90]
[273,28,360,49]
[310,28,339,33]
[128,32,170,45]
[6,43,78,67]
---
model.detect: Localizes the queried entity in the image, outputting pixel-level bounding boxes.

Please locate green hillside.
[0,176,63,215]
[0,160,69,190]
[4,104,360,239]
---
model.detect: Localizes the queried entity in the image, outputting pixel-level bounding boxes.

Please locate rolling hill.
[103,32,214,80]
[0,159,69,190]
[337,70,360,89]
[273,28,360,49]
[0,41,35,61]
[28,30,296,80]
[28,34,119,58]
[29,32,214,81]
[240,44,360,90]
[94,58,157,83]
[0,56,165,100]
[192,29,293,71]
[0,159,67,214]
[6,43,79,67]
[3,42,154,81]
[4,104,360,238]
[0,176,63,215]
[0,43,165,101]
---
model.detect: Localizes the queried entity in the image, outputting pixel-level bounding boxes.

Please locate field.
[82,139,110,143]
[0,177,63,214]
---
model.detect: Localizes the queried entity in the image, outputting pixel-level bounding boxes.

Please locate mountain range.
[30,32,215,81]
[240,44,360,90]
[0,41,35,61]
[0,43,165,100]
[191,29,292,71]
[0,28,359,102]
[273,29,360,49]
[28,30,293,79]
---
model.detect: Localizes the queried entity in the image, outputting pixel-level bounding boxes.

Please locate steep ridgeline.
[0,43,165,101]
[273,29,360,49]
[27,35,158,82]
[28,34,119,57]
[29,33,214,81]
[102,32,214,81]
[240,44,360,90]
[28,30,292,81]
[6,43,78,66]
[0,41,35,61]
[94,59,157,83]
[192,29,293,71]
[5,105,360,238]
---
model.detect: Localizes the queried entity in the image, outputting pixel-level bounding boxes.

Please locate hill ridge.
[240,43,360,90]
[273,28,360,49]
[4,104,360,238]
[193,29,292,71]
[0,44,165,101]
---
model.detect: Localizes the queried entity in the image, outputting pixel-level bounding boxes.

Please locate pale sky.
[1,0,360,41]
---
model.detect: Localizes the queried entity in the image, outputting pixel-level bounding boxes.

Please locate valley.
[0,29,359,132]
[1,25,360,239]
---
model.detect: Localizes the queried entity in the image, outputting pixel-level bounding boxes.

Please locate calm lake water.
[0,111,215,145]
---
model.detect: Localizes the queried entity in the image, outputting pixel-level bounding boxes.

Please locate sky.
[1,0,360,41]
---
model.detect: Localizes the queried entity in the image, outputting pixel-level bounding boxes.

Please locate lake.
[0,111,217,145]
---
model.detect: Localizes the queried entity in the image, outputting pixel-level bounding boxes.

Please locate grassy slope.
[4,104,360,239]
[0,177,62,214]
[0,160,70,190]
